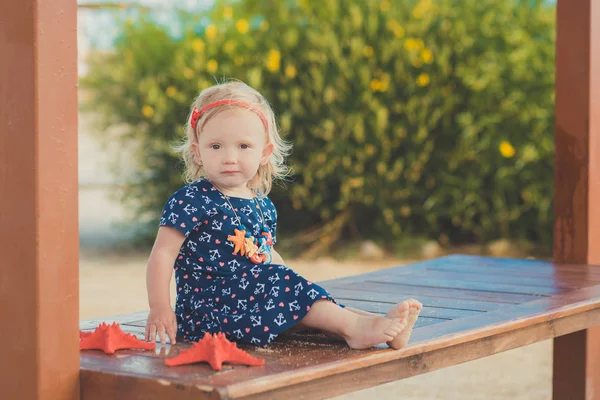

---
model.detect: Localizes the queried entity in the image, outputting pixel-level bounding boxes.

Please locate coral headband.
[190,100,268,130]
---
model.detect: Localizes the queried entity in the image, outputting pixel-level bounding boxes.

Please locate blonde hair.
[173,80,292,196]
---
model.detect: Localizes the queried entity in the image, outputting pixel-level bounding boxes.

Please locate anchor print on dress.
[274,313,287,326]
[239,278,249,290]
[183,204,197,215]
[184,186,198,198]
[209,249,221,261]
[211,220,223,231]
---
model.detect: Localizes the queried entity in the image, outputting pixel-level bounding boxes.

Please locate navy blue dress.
[159,178,340,346]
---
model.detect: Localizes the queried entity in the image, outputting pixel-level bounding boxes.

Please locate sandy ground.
[80,251,552,400]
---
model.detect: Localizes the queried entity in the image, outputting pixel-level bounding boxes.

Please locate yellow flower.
[362,45,374,57]
[380,0,391,12]
[236,19,249,34]
[192,38,205,52]
[183,68,194,80]
[404,38,424,52]
[234,55,244,66]
[370,79,382,91]
[206,59,218,74]
[260,20,269,31]
[223,7,233,19]
[400,205,411,217]
[142,105,154,118]
[416,73,430,86]
[420,48,433,63]
[205,24,217,40]
[166,86,177,97]
[285,65,297,78]
[266,49,281,72]
[365,144,376,156]
[369,79,388,92]
[499,141,516,158]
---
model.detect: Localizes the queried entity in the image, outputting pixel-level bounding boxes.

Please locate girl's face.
[193,109,273,198]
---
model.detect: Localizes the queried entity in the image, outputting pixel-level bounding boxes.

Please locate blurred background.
[78,0,556,398]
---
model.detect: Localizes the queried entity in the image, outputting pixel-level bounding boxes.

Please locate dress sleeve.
[159,184,206,237]
[262,197,278,245]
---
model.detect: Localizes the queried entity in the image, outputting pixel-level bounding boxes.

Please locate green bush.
[82,0,555,253]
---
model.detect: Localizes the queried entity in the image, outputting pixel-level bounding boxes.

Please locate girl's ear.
[191,142,202,166]
[260,143,274,166]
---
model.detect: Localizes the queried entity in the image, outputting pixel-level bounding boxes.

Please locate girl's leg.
[298,300,406,350]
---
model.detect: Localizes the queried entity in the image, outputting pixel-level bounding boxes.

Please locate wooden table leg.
[553,0,600,398]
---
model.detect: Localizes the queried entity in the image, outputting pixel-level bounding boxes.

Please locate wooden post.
[553,0,600,399]
[0,1,80,400]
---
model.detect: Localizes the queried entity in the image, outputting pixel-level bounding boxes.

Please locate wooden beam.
[0,1,79,399]
[553,0,600,399]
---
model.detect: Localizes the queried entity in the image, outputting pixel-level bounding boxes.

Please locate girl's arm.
[271,247,286,265]
[145,226,186,344]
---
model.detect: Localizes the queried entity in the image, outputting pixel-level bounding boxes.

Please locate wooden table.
[79,255,600,399]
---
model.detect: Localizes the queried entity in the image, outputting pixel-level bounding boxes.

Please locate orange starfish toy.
[80,322,156,354]
[165,332,264,371]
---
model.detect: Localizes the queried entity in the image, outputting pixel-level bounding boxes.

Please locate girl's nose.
[223,149,237,164]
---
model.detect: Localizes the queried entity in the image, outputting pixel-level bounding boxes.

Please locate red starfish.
[80,322,156,354]
[165,332,264,371]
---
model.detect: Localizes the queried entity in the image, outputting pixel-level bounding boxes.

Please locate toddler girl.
[144,81,422,349]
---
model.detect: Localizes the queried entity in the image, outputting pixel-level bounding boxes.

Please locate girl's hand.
[145,305,177,345]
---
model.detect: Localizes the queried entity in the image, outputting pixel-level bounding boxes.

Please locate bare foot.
[386,299,422,349]
[345,316,406,350]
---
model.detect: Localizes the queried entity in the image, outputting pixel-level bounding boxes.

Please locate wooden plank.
[429,255,600,272]
[370,276,563,296]
[327,281,542,304]
[368,256,600,278]
[327,287,508,311]
[318,262,600,293]
[334,298,482,320]
[375,268,599,290]
[407,266,600,285]
[0,1,79,400]
[80,311,149,330]
[80,371,227,400]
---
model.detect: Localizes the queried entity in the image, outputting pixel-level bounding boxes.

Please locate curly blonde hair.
[173,80,292,196]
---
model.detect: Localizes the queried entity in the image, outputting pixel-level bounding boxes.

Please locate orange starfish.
[228,228,247,256]
[80,330,92,339]
[165,332,264,371]
[80,322,156,354]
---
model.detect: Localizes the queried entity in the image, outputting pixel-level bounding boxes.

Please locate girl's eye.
[210,144,221,150]
[240,144,250,149]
